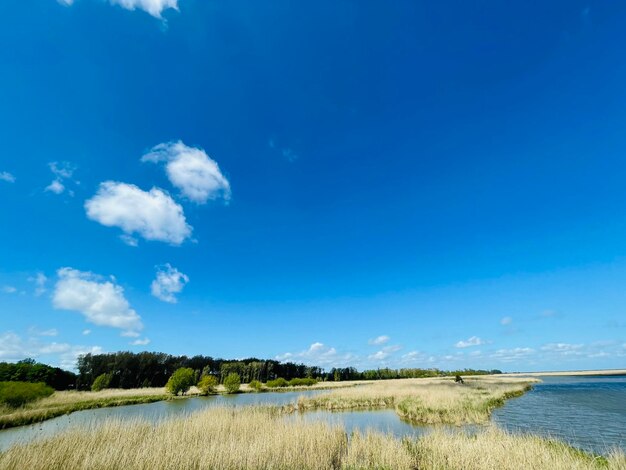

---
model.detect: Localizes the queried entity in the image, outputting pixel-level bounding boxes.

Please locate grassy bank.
[0,388,169,429]
[1,405,624,469]
[297,376,538,425]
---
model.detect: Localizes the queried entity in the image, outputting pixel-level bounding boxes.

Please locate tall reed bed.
[297,376,538,425]
[1,405,624,469]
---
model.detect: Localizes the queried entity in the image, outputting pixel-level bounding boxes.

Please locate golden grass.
[1,405,623,470]
[411,427,626,470]
[297,376,538,425]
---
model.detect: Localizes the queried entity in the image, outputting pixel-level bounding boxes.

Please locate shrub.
[223,373,241,394]
[165,367,195,396]
[266,377,288,388]
[0,381,54,408]
[91,373,113,392]
[198,375,218,395]
[288,378,318,387]
[249,380,262,391]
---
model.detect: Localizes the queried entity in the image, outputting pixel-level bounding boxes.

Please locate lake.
[1,375,624,455]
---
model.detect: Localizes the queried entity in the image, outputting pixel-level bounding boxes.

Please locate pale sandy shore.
[503,369,626,377]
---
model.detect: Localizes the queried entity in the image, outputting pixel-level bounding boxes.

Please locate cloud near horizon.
[455,336,485,348]
[85,181,192,245]
[142,141,231,204]
[53,267,143,335]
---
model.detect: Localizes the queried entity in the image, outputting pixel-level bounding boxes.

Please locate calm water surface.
[492,375,626,455]
[1,376,624,455]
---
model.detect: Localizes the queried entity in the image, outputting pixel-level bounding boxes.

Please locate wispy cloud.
[59,0,179,19]
[28,272,47,296]
[276,342,357,368]
[0,171,15,183]
[500,316,513,326]
[455,336,485,348]
[1,285,17,294]
[151,264,189,303]
[368,335,390,346]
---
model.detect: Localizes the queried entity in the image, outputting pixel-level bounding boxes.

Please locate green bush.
[249,380,262,391]
[288,377,318,387]
[197,375,218,395]
[165,367,195,396]
[91,373,113,392]
[223,373,241,394]
[0,381,54,408]
[266,377,289,388]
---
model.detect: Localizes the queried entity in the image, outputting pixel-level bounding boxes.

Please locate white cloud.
[131,337,151,346]
[59,0,178,18]
[28,327,58,337]
[121,330,141,338]
[53,267,143,335]
[490,347,535,362]
[540,343,584,356]
[82,329,91,335]
[151,264,189,303]
[142,141,231,204]
[0,171,15,183]
[500,316,513,326]
[0,331,102,370]
[368,335,390,346]
[276,342,357,367]
[45,162,77,196]
[28,272,48,296]
[455,336,485,348]
[45,179,65,194]
[85,181,192,245]
[368,345,402,362]
[1,285,17,294]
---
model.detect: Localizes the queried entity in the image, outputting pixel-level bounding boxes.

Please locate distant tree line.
[76,352,325,390]
[326,367,501,382]
[0,359,77,390]
[1,354,503,391]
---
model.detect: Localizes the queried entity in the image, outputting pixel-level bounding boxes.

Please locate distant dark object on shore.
[455,375,465,384]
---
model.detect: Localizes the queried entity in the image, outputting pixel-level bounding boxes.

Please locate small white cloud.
[151,264,189,303]
[368,335,390,346]
[28,272,48,296]
[1,285,17,294]
[85,181,192,245]
[455,336,485,348]
[276,342,357,367]
[131,337,150,346]
[368,344,402,362]
[490,347,535,362]
[28,327,58,337]
[53,267,143,335]
[142,141,231,204]
[82,329,91,335]
[59,0,178,18]
[121,330,140,338]
[500,316,513,326]
[0,171,15,183]
[45,179,65,194]
[540,343,584,356]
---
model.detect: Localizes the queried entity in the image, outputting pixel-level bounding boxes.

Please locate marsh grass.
[297,376,538,425]
[1,405,624,470]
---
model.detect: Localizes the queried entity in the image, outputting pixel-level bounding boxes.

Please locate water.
[493,375,626,455]
[1,376,625,455]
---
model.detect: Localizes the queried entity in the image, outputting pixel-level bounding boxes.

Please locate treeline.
[327,367,501,381]
[77,352,325,390]
[0,359,77,390]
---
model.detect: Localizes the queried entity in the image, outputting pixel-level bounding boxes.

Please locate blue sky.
[1,0,625,371]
